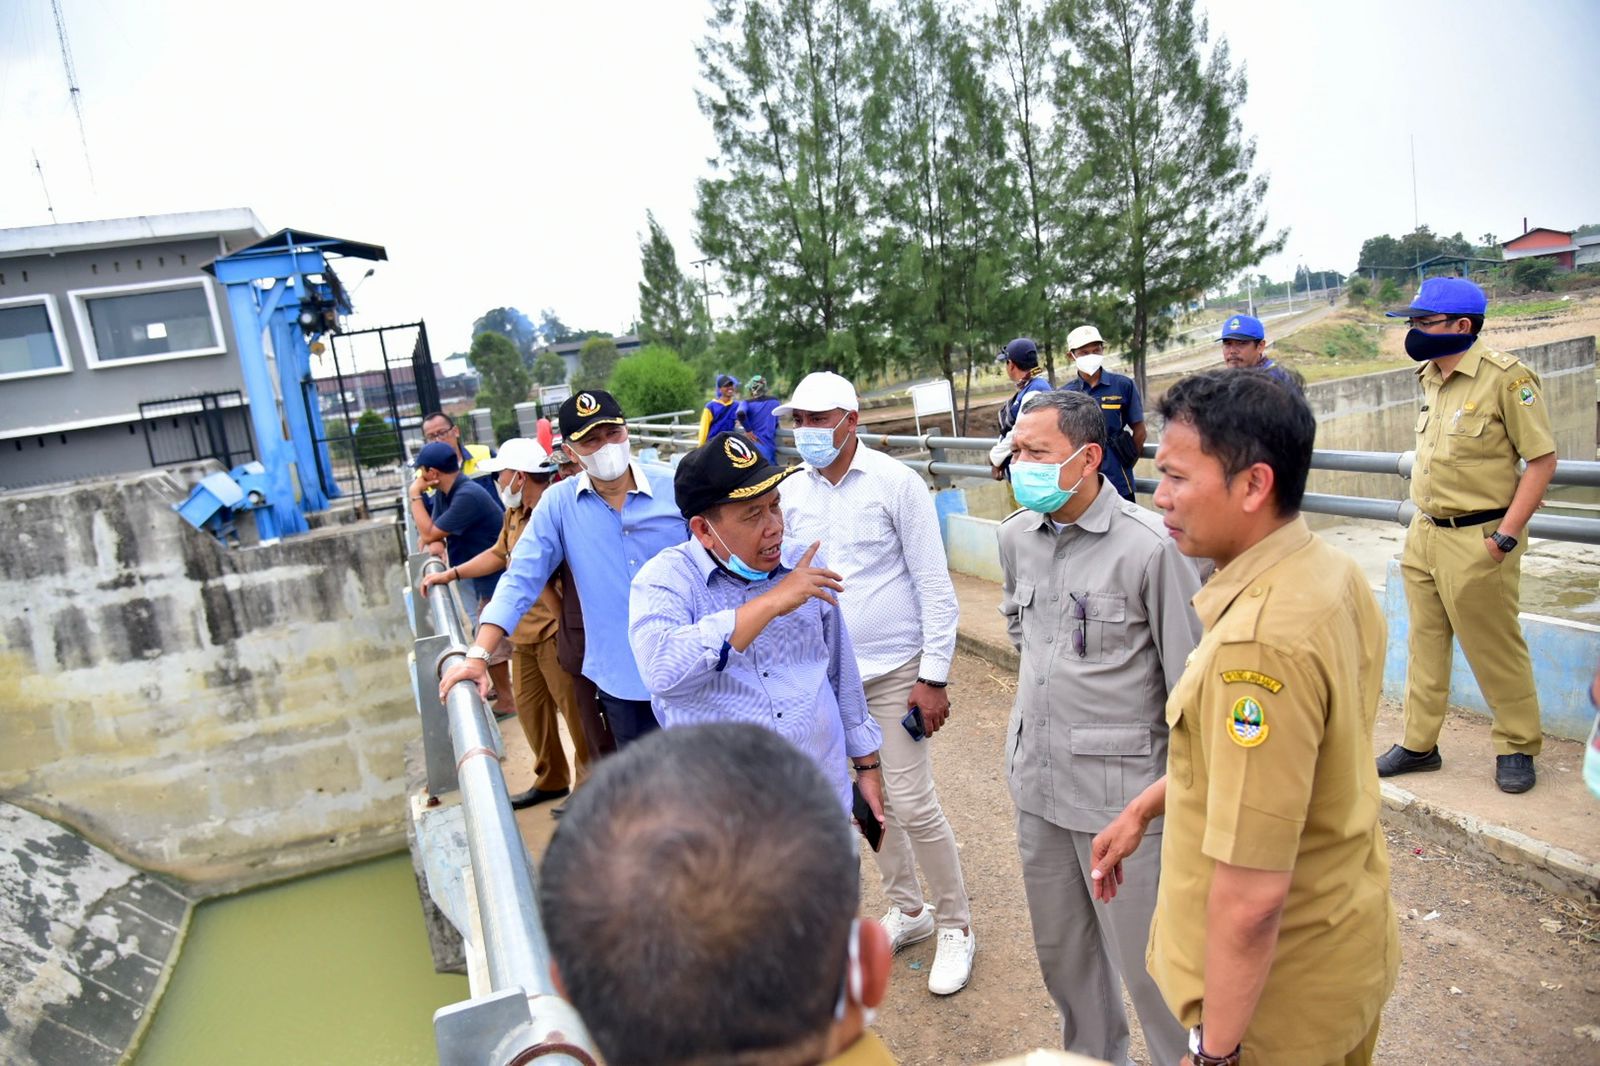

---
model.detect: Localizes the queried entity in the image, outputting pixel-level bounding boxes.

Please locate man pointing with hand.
[628,432,886,823]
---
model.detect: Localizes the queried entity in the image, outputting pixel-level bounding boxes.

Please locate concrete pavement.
[950,570,1600,902]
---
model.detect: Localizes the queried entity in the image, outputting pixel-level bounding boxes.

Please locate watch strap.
[465,644,491,662]
[1490,531,1518,552]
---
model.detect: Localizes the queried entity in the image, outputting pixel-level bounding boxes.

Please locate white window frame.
[67,276,227,369]
[0,293,73,381]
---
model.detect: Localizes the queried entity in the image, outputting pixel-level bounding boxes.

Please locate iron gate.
[300,321,438,514]
[138,390,256,470]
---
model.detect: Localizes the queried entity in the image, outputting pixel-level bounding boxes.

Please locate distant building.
[0,209,267,490]
[531,333,643,385]
[1501,226,1600,270]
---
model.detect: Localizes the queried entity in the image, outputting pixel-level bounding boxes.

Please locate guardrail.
[624,419,1600,545]
[401,502,597,1066]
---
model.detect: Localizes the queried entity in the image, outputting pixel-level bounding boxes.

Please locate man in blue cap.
[1376,277,1556,794]
[1219,313,1302,393]
[988,337,1055,479]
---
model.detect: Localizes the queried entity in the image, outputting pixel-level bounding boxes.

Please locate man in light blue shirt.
[629,432,885,820]
[439,389,688,746]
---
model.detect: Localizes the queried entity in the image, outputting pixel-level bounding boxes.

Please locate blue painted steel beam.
[210,249,327,285]
[221,281,308,540]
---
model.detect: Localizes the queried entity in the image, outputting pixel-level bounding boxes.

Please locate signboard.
[540,384,572,407]
[909,379,955,435]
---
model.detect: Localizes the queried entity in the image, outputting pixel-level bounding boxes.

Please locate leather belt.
[1425,507,1508,529]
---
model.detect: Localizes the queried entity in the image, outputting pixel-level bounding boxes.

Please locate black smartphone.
[851,781,883,852]
[902,705,926,742]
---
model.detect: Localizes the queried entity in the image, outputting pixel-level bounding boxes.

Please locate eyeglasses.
[1068,593,1088,658]
[1406,315,1458,328]
[423,427,455,441]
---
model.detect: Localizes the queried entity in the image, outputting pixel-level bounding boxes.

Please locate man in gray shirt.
[998,390,1201,1066]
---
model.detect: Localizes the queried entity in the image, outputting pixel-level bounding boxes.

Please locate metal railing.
[624,419,1600,545]
[401,503,597,1066]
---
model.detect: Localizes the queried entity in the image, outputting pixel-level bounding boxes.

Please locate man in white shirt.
[779,372,975,997]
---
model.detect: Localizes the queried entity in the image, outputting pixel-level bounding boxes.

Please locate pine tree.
[1060,0,1285,395]
[694,0,883,380]
[637,211,709,358]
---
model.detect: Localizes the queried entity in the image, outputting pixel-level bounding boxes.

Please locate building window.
[0,295,70,380]
[69,278,225,368]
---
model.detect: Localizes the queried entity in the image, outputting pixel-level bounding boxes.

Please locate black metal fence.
[138,391,256,470]
[301,321,438,514]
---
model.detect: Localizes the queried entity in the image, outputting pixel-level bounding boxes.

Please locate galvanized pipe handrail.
[404,492,594,1064]
[630,417,1600,488]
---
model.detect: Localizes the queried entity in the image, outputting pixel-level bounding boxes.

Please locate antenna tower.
[49,0,96,187]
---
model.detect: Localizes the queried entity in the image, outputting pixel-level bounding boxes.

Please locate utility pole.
[1410,134,1420,232]
[1244,273,1254,316]
[690,257,716,330]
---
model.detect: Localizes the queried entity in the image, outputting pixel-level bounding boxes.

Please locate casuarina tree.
[637,211,710,358]
[1060,0,1285,395]
[468,331,532,443]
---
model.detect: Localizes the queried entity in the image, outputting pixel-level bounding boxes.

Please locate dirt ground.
[859,652,1600,1065]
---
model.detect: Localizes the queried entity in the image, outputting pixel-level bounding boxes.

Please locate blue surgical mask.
[1011,445,1087,514]
[794,418,846,467]
[1405,328,1476,361]
[707,521,773,582]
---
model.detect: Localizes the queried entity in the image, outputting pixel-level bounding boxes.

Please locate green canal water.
[135,852,467,1066]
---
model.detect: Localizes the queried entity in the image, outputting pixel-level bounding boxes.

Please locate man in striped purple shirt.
[628,432,886,822]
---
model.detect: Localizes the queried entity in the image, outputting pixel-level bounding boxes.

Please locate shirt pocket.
[1414,409,1430,436]
[1084,592,1128,662]
[1445,414,1490,465]
[1164,688,1194,788]
[1067,723,1156,812]
[1012,580,1036,638]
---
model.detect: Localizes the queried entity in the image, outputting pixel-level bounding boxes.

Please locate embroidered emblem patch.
[1228,696,1269,748]
[1220,669,1284,694]
[724,435,757,468]
[575,392,599,416]
[1228,317,1240,332]
[1518,385,1536,407]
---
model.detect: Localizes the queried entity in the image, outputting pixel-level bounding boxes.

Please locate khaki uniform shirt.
[1148,517,1399,1065]
[1410,342,1556,517]
[997,478,1202,835]
[492,505,561,646]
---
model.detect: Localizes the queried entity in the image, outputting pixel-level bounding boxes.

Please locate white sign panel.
[910,379,954,418]
[540,384,572,407]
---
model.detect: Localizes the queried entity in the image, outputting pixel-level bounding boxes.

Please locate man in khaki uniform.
[421,438,589,807]
[1375,277,1557,794]
[1092,370,1398,1065]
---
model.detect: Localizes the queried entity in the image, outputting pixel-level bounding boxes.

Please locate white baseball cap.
[476,437,557,474]
[1066,325,1103,352]
[774,371,860,416]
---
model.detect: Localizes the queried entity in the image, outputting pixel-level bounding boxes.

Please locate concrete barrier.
[946,512,1005,584]
[0,471,416,891]
[1380,559,1598,743]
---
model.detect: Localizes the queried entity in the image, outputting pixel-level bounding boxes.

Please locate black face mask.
[1405,328,1476,361]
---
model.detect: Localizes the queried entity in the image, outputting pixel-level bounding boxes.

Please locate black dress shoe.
[1375,744,1442,777]
[1495,753,1535,794]
[509,786,570,810]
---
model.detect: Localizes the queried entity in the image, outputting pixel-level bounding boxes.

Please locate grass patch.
[1276,320,1379,362]
[1486,299,1568,318]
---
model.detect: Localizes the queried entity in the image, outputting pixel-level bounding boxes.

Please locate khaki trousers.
[1016,809,1186,1066]
[864,657,970,930]
[1401,515,1541,755]
[510,637,589,791]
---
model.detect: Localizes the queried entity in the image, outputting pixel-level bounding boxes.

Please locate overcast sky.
[2,0,1596,356]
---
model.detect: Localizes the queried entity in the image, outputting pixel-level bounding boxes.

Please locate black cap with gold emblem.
[558,389,627,441]
[674,431,799,518]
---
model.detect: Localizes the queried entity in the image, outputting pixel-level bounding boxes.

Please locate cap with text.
[674,432,799,518]
[774,372,860,417]
[1384,276,1488,318]
[1219,314,1265,341]
[558,389,626,442]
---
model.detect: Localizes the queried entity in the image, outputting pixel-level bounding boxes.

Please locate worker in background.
[698,374,742,444]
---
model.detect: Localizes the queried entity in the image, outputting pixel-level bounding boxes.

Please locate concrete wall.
[1380,559,1597,743]
[0,472,416,891]
[0,236,253,489]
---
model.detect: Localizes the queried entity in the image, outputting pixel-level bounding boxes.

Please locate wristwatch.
[1188,1027,1240,1066]
[464,645,492,663]
[1489,531,1518,554]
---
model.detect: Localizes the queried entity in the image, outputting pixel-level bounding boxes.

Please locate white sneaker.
[927,927,975,995]
[879,906,936,953]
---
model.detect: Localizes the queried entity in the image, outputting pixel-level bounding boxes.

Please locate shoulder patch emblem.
[1507,375,1532,393]
[1228,696,1269,748]
[1518,385,1537,407]
[1220,669,1284,694]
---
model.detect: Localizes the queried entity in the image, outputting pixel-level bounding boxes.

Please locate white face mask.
[497,474,524,509]
[1075,353,1105,377]
[577,440,631,482]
